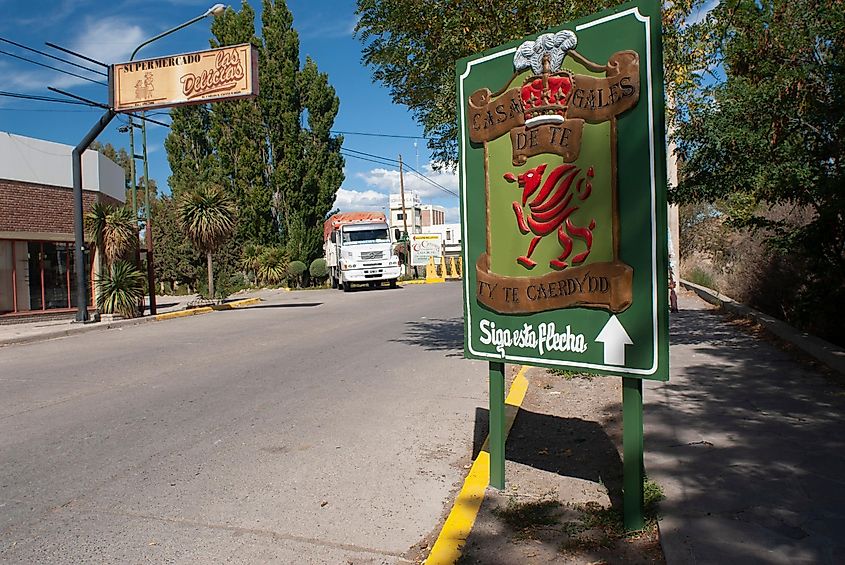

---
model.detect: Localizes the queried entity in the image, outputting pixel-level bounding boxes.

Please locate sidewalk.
[441,290,845,564]
[645,291,845,564]
[0,289,281,347]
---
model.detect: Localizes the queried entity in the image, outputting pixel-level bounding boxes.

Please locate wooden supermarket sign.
[458,0,669,380]
[109,43,258,112]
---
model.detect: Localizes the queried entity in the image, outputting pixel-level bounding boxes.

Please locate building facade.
[0,132,125,317]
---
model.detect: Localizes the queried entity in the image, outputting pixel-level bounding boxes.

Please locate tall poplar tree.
[165,0,344,265]
[210,2,277,244]
[260,0,303,244]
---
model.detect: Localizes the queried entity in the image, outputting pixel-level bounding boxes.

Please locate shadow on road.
[391,317,464,356]
[472,406,624,508]
[246,302,323,309]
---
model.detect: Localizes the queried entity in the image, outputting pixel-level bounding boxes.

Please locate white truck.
[323,212,401,291]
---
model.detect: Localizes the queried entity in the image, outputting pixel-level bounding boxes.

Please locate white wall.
[0,131,125,202]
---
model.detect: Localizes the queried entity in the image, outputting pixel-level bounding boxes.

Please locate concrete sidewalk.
[646,291,845,564]
[0,289,282,347]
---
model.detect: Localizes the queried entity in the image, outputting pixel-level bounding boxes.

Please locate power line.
[341,147,458,198]
[0,107,99,113]
[0,90,94,106]
[45,42,109,68]
[331,129,427,140]
[0,48,108,86]
[0,36,108,76]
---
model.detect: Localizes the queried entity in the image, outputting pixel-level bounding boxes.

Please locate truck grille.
[360,251,384,261]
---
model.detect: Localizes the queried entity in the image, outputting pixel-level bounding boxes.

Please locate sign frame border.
[457,0,669,380]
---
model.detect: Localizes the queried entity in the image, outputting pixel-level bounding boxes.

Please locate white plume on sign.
[513,30,578,75]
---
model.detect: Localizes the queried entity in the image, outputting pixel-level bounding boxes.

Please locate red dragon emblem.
[503,163,596,270]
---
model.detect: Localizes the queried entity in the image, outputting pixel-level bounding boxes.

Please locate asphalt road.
[0,283,488,564]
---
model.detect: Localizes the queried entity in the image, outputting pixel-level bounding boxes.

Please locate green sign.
[458,0,668,380]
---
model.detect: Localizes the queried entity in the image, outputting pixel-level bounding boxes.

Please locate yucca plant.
[177,184,236,299]
[256,246,288,285]
[95,260,145,318]
[85,203,137,266]
[240,242,263,280]
[104,205,137,263]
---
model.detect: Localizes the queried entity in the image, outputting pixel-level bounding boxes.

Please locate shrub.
[287,260,307,288]
[96,260,145,318]
[309,258,328,279]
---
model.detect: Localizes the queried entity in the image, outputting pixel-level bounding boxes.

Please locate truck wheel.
[342,280,350,292]
[389,279,398,288]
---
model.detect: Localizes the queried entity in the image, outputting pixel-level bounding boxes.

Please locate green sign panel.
[458,0,669,380]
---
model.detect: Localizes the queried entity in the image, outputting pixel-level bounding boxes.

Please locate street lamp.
[125,3,227,314]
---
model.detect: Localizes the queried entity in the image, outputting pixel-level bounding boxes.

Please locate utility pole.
[399,154,410,277]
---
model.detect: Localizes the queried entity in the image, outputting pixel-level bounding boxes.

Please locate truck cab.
[325,214,401,291]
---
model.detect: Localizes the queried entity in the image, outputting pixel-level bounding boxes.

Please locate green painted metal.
[456,0,669,382]
[623,376,644,531]
[489,361,506,490]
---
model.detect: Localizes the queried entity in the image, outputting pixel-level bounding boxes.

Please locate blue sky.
[0,0,460,221]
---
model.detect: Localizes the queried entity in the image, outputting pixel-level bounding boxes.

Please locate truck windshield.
[342,228,390,244]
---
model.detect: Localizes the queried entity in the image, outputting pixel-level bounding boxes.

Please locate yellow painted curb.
[155,307,213,321]
[425,366,530,565]
[154,297,262,320]
[211,297,262,310]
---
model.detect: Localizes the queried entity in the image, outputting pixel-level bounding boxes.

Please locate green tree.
[260,0,304,244]
[672,0,845,341]
[210,2,277,244]
[355,0,705,168]
[177,184,237,299]
[165,105,218,199]
[165,0,344,265]
[296,57,345,262]
[152,196,204,293]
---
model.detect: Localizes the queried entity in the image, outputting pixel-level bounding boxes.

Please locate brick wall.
[0,179,123,235]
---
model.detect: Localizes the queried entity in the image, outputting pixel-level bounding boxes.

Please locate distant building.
[388,192,422,238]
[420,204,445,227]
[0,132,125,318]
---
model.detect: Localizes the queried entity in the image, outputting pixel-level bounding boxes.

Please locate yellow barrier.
[426,257,445,283]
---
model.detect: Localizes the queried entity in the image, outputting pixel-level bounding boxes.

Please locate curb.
[1,297,264,347]
[424,367,530,565]
[680,279,845,377]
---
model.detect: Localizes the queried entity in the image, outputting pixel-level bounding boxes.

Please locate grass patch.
[492,498,563,539]
[547,368,593,381]
[559,479,664,553]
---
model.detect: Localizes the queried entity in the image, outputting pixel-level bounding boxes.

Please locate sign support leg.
[622,376,644,531]
[489,361,506,490]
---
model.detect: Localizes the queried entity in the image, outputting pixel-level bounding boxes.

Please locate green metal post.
[141,114,157,314]
[128,118,137,218]
[622,376,644,531]
[489,361,506,490]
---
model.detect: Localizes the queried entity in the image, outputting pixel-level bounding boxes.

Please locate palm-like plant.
[177,184,236,299]
[95,260,145,318]
[85,203,137,265]
[256,246,288,285]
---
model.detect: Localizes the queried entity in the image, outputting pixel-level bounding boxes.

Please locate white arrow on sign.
[595,315,633,366]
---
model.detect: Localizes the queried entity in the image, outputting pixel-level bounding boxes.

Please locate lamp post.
[125,3,227,314]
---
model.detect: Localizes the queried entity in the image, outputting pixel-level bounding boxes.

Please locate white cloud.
[333,188,389,212]
[70,16,146,64]
[357,162,458,199]
[444,206,461,223]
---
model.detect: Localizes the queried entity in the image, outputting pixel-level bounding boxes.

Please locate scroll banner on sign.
[467,51,640,165]
[475,253,632,314]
